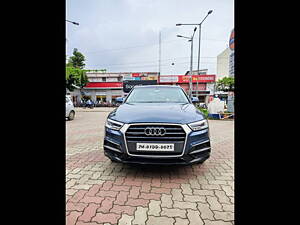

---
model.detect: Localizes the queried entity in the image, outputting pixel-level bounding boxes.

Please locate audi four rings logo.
[144,127,166,136]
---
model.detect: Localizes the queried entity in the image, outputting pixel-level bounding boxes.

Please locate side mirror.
[191,97,199,103]
[115,97,124,103]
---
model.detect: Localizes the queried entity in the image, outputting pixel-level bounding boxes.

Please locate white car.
[66,96,75,120]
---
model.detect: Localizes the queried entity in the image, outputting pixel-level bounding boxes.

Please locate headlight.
[105,118,124,130]
[188,119,208,131]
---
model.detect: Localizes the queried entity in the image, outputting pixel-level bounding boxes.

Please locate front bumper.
[103,123,211,166]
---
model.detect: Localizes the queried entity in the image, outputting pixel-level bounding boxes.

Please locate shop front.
[159,75,216,104]
[96,91,107,103]
[83,82,123,104]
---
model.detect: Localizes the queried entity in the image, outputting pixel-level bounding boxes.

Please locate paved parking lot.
[66,108,234,225]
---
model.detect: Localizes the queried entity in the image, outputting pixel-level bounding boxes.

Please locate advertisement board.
[147,75,158,80]
[178,75,216,83]
[229,29,234,77]
[159,75,215,83]
[123,80,157,93]
[85,82,123,88]
[123,75,135,80]
[229,29,234,51]
[159,76,179,83]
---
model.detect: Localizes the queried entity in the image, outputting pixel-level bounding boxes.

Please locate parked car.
[103,85,211,165]
[66,96,75,120]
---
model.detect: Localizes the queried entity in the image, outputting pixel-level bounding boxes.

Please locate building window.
[102,77,106,82]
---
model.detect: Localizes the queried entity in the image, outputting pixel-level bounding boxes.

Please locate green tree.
[66,67,88,92]
[66,48,88,92]
[67,48,86,69]
[216,77,234,92]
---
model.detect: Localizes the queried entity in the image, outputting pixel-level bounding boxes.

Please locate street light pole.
[177,27,197,97]
[66,19,79,44]
[190,37,193,96]
[196,24,202,98]
[176,10,213,98]
[66,20,79,25]
[197,10,212,74]
[190,27,197,97]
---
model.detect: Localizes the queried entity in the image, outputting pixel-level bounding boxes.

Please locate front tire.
[68,111,75,120]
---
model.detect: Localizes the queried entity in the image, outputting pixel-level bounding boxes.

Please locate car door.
[66,97,71,117]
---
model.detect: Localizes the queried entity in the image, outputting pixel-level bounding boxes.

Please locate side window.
[66,97,70,103]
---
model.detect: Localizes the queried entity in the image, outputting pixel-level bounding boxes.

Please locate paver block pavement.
[197,202,214,220]
[146,216,175,225]
[183,194,206,203]
[118,214,134,225]
[147,200,161,216]
[161,208,187,218]
[132,206,148,225]
[203,220,233,225]
[66,211,82,225]
[174,217,189,225]
[77,203,99,222]
[213,211,234,222]
[206,196,223,211]
[66,111,234,225]
[187,209,204,225]
[173,200,197,210]
[110,205,136,215]
[161,194,173,208]
[92,212,121,224]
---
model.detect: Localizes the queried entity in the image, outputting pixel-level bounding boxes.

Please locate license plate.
[136,143,174,151]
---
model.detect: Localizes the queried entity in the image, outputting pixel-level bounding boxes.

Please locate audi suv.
[103,85,211,165]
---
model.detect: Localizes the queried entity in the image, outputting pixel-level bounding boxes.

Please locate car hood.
[108,103,205,124]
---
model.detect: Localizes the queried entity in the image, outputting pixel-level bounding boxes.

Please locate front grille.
[125,124,186,156]
[125,124,186,142]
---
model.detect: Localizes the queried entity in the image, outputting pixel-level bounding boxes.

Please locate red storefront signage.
[131,73,140,77]
[84,82,122,88]
[159,75,215,83]
[178,75,215,83]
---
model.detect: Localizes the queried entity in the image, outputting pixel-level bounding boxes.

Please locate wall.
[216,48,230,80]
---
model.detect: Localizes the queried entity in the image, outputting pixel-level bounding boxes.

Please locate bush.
[197,107,209,118]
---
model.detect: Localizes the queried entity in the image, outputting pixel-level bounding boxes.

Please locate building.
[216,29,234,80]
[214,29,235,106]
[159,74,216,104]
[67,70,215,106]
[81,71,159,104]
[216,48,230,80]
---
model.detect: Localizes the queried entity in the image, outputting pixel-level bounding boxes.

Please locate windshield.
[125,87,190,104]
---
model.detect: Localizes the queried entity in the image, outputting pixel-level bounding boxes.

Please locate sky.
[66,0,234,75]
